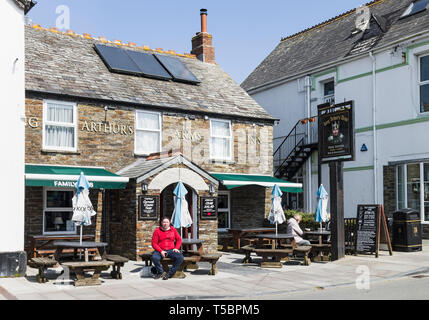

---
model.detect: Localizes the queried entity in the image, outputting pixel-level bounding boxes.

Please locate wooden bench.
[28,257,58,283]
[311,244,331,262]
[293,246,312,266]
[61,261,114,287]
[241,245,256,264]
[140,253,199,279]
[105,254,129,279]
[199,254,222,275]
[253,248,293,268]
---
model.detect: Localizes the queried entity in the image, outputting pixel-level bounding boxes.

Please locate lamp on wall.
[141,180,148,193]
[209,183,215,196]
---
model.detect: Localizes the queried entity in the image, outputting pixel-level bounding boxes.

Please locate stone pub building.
[24,10,301,260]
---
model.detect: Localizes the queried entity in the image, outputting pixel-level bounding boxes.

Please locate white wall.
[249,35,429,218]
[0,0,25,252]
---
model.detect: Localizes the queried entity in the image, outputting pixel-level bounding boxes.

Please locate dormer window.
[400,0,429,19]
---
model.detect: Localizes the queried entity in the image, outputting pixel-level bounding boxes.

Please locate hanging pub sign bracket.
[318,100,355,164]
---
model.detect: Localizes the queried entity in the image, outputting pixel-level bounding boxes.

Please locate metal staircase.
[274,117,318,180]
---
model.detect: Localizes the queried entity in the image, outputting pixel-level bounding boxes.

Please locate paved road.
[236,273,429,300]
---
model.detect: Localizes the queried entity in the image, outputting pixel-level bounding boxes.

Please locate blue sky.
[28,1,366,84]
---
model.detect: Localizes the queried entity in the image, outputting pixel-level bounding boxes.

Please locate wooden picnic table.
[254,233,295,249]
[227,227,276,249]
[181,238,205,256]
[28,234,95,259]
[53,241,108,262]
[304,230,331,245]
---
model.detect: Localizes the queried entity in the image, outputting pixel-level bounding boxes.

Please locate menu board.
[139,196,159,221]
[200,197,217,220]
[355,205,380,254]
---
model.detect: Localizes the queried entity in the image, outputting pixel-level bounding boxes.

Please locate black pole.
[329,161,345,261]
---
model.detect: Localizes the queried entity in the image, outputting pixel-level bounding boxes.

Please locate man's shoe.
[153,272,164,280]
[162,273,173,280]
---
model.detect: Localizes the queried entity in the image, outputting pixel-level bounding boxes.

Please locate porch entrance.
[160,183,198,240]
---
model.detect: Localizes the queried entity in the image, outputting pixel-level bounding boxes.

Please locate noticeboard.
[355,204,392,257]
[200,197,217,220]
[318,100,355,163]
[138,196,159,221]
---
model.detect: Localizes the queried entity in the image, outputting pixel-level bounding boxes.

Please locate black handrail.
[274,137,305,176]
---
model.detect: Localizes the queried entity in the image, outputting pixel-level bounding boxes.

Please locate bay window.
[396,162,429,222]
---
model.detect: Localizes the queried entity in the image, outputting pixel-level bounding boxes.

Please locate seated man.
[151,217,184,280]
[287,214,311,246]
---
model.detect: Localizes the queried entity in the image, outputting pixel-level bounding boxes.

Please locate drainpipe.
[305,75,312,212]
[369,52,377,204]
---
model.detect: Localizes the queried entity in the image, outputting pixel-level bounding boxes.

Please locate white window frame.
[322,79,335,105]
[43,187,77,235]
[396,162,429,224]
[209,118,233,161]
[42,100,78,152]
[134,110,162,156]
[419,54,429,114]
[218,191,231,232]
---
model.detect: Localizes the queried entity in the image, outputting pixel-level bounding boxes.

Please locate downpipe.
[369,52,378,204]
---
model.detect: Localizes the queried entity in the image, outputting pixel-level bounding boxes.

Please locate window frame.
[42,99,78,152]
[418,54,429,114]
[42,187,77,235]
[322,79,335,105]
[209,118,233,161]
[396,162,429,224]
[217,191,231,232]
[134,110,162,156]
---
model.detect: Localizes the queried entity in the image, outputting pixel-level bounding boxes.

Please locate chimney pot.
[200,8,208,33]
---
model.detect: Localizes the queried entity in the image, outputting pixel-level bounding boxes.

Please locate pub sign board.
[139,196,159,221]
[318,100,355,163]
[200,197,218,220]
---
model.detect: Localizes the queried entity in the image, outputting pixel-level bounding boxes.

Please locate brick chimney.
[191,9,215,64]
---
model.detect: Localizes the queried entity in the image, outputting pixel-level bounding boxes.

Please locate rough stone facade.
[24,96,274,259]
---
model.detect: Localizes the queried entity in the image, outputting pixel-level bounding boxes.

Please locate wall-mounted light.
[209,183,215,196]
[204,115,209,121]
[141,180,148,193]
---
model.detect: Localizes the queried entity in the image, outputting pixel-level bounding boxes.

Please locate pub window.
[210,119,232,161]
[419,55,429,113]
[217,191,230,231]
[43,188,76,234]
[396,162,429,223]
[135,110,162,155]
[43,100,78,152]
[323,80,335,105]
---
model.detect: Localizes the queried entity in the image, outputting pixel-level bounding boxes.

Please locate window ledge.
[209,159,235,164]
[41,149,80,155]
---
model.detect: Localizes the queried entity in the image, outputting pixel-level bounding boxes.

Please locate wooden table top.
[305,230,331,236]
[53,241,108,248]
[30,235,94,240]
[227,228,276,233]
[181,239,204,245]
[254,233,295,240]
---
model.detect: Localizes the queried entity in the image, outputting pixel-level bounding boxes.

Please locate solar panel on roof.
[126,50,172,80]
[94,44,142,76]
[154,54,200,84]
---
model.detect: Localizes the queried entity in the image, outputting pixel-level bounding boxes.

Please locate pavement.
[0,241,428,300]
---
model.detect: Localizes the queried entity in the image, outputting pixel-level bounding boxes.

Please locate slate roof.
[242,0,429,92]
[14,0,36,14]
[25,26,275,122]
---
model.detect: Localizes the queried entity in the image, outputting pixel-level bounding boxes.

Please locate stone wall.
[24,96,274,258]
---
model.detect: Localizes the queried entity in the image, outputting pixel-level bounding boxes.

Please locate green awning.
[25,164,129,189]
[211,173,303,193]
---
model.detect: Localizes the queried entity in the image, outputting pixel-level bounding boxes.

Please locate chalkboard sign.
[200,197,217,220]
[355,204,392,257]
[139,196,159,221]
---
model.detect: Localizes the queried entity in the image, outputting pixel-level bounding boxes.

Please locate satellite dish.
[355,5,371,32]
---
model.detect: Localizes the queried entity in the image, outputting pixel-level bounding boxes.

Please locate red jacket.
[152,226,182,253]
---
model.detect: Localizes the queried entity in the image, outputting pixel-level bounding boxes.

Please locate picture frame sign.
[139,196,159,221]
[200,197,217,220]
[318,100,355,163]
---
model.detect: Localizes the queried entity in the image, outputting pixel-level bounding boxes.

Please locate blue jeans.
[152,250,184,276]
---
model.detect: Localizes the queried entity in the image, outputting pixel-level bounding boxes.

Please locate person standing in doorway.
[151,217,184,280]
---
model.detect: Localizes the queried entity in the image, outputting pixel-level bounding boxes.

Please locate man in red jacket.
[151,217,184,280]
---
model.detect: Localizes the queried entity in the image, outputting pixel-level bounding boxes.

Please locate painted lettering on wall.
[81,121,134,135]
[175,129,202,142]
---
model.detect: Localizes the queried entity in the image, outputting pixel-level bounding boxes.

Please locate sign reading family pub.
[139,196,159,221]
[318,100,355,163]
[200,197,217,220]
